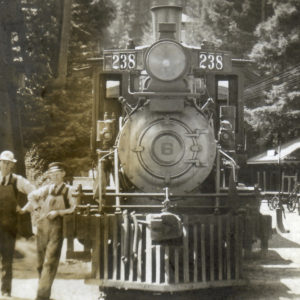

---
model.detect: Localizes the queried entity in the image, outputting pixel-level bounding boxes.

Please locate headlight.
[145,41,187,81]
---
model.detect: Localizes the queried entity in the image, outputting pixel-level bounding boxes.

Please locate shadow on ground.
[0,297,32,300]
[97,284,298,300]
[269,231,300,248]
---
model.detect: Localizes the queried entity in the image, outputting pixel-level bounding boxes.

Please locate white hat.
[0,150,17,163]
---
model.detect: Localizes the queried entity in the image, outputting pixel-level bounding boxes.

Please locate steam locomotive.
[63,0,272,298]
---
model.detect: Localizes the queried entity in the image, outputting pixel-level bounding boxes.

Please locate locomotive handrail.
[105,192,256,197]
[261,191,294,195]
[128,90,202,98]
[219,149,238,182]
[114,148,121,210]
[108,205,230,208]
[105,192,166,197]
[170,193,257,197]
[97,149,115,212]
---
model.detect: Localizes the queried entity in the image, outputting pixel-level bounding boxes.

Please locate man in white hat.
[0,150,35,297]
[20,162,76,300]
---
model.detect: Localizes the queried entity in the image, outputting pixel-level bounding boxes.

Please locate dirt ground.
[2,202,300,300]
[9,237,98,300]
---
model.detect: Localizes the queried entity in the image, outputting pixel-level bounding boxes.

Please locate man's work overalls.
[36,184,69,300]
[0,176,18,295]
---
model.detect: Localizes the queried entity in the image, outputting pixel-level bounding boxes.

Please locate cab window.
[106,80,120,98]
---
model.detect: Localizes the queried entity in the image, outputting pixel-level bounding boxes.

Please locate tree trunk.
[55,0,73,87]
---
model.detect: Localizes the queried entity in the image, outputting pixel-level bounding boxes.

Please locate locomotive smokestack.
[151,0,184,42]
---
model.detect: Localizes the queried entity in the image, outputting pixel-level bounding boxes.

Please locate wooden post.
[281,171,285,192]
[257,171,261,188]
[263,170,267,191]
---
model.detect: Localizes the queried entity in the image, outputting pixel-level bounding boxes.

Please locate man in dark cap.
[21,162,76,300]
[0,150,35,297]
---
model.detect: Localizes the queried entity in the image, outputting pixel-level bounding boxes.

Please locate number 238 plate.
[199,52,224,71]
[104,52,137,71]
[104,50,229,72]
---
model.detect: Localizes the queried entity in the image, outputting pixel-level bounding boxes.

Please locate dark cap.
[47,162,66,174]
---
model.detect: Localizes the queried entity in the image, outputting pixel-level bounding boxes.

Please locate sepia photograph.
[0,0,300,299]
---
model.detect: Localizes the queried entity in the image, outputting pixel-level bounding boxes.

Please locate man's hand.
[47,210,60,220]
[16,205,26,214]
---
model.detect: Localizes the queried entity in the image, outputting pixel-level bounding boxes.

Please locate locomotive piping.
[127,75,201,98]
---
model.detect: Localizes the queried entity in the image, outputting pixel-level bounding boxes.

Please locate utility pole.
[55,0,73,87]
[261,0,265,22]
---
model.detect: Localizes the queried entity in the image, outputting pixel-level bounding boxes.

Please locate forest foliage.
[247,0,300,150]
[18,0,115,177]
[185,0,300,151]
[10,0,300,176]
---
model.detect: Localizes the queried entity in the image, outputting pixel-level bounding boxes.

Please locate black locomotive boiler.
[63,0,272,298]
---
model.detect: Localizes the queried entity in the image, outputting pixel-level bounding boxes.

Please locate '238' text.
[112,53,136,70]
[199,53,223,70]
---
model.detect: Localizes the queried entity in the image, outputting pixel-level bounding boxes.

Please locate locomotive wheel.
[287,196,297,212]
[271,196,279,210]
